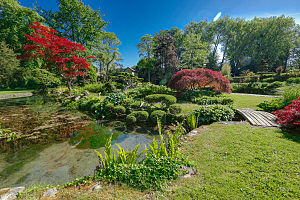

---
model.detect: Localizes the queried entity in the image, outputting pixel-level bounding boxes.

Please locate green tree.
[135,57,157,82]
[36,0,108,50]
[93,32,121,82]
[0,42,19,88]
[181,33,209,68]
[0,0,43,51]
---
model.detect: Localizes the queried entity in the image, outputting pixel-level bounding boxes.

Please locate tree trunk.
[67,79,72,91]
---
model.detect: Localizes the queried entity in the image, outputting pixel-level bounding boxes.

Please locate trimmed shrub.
[129,111,149,121]
[193,105,235,125]
[192,96,233,105]
[113,105,126,117]
[78,96,101,111]
[231,82,284,95]
[257,99,285,113]
[169,105,182,114]
[179,88,222,101]
[104,103,114,112]
[286,77,300,84]
[145,94,177,107]
[126,115,137,125]
[82,83,105,93]
[127,83,175,99]
[150,110,167,123]
[104,93,127,105]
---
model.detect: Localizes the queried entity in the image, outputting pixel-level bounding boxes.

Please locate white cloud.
[213,12,222,21]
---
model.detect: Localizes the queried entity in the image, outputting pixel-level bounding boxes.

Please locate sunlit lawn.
[159,124,300,199]
[0,89,34,96]
[224,93,276,110]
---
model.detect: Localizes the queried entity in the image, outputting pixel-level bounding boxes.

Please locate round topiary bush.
[150,110,167,123]
[145,94,177,107]
[130,111,149,121]
[169,105,182,114]
[113,105,126,117]
[126,115,137,125]
[105,103,114,112]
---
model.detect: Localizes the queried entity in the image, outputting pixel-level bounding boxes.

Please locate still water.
[0,96,154,188]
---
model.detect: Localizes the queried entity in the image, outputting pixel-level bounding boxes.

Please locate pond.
[0,96,154,188]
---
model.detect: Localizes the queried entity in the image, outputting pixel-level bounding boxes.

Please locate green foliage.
[192,96,234,105]
[26,69,61,91]
[95,135,147,169]
[104,92,127,105]
[169,105,182,114]
[36,0,107,50]
[221,63,232,79]
[95,156,188,190]
[0,0,43,51]
[0,42,19,88]
[77,96,101,112]
[145,94,177,107]
[82,83,105,93]
[180,88,221,101]
[193,105,235,125]
[129,111,149,122]
[126,115,137,125]
[286,77,300,84]
[112,105,126,117]
[231,82,285,95]
[150,110,167,123]
[186,112,199,131]
[128,83,175,99]
[111,72,142,89]
[257,99,285,112]
[0,120,20,143]
[181,33,209,68]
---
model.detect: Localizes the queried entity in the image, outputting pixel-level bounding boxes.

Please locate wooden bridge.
[237,108,279,127]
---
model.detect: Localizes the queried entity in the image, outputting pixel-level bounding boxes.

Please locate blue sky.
[19,0,300,68]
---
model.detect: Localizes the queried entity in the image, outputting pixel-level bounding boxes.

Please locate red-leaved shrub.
[168,69,232,93]
[272,97,300,128]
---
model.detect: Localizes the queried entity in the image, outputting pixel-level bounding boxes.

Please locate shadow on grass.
[279,128,300,143]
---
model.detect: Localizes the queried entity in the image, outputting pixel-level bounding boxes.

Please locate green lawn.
[0,89,34,96]
[175,94,276,113]
[159,124,300,199]
[224,93,276,110]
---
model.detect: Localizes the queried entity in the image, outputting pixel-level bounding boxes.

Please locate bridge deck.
[237,108,279,127]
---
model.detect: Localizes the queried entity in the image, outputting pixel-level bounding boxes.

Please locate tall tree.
[153,33,180,82]
[36,0,108,50]
[0,0,43,51]
[93,32,121,82]
[181,33,209,69]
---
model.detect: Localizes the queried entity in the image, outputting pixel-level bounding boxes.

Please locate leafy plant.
[0,120,20,143]
[94,135,147,169]
[193,105,235,125]
[186,112,199,131]
[192,96,233,105]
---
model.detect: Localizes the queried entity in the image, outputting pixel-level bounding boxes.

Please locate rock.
[0,187,25,200]
[88,183,102,193]
[42,188,58,197]
[183,166,196,178]
[75,96,81,101]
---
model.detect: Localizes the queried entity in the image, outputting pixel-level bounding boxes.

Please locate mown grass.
[158,124,300,199]
[19,124,299,199]
[0,89,34,96]
[224,93,275,110]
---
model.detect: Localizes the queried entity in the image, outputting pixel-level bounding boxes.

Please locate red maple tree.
[19,22,96,90]
[168,69,232,93]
